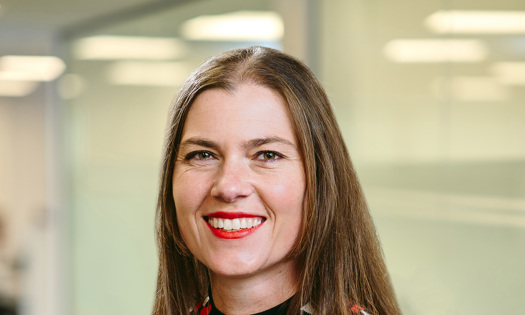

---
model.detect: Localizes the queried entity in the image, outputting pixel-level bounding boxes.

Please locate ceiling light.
[0,55,66,81]
[384,39,487,63]
[181,11,284,41]
[73,36,187,60]
[106,61,191,86]
[491,62,525,85]
[426,10,525,34]
[0,80,39,97]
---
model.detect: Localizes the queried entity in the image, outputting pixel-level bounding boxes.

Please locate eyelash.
[184,151,214,161]
[256,151,284,161]
[184,150,284,162]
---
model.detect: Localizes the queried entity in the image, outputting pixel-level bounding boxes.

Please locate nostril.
[211,173,253,202]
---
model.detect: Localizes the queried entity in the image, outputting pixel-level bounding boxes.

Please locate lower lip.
[205,220,264,239]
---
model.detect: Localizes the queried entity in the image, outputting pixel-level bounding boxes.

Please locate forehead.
[181,84,297,142]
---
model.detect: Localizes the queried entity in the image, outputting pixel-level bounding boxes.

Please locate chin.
[207,259,262,278]
[211,268,257,279]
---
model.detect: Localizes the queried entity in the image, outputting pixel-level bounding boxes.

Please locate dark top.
[209,295,291,315]
[192,294,369,315]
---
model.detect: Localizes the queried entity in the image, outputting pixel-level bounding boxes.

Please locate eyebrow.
[244,137,296,149]
[179,138,219,150]
[179,136,297,150]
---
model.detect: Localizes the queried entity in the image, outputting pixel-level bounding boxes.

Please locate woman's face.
[172,83,305,281]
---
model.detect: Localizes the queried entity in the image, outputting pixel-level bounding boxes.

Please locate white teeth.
[208,217,263,232]
[223,219,232,230]
[232,218,240,230]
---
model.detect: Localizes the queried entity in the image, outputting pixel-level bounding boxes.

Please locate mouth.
[207,217,264,232]
[204,212,266,239]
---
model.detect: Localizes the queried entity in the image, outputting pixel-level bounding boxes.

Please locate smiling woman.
[153,46,401,315]
[173,84,305,310]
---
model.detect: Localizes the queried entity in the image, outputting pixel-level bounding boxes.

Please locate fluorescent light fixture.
[384,39,487,63]
[0,80,39,97]
[433,76,508,102]
[491,62,525,85]
[181,11,284,41]
[426,10,525,34]
[73,36,187,60]
[0,55,66,81]
[106,61,191,86]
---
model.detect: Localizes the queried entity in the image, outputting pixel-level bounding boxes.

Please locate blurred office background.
[1,0,524,314]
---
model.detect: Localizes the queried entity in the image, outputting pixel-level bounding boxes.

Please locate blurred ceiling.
[0,0,161,30]
[0,0,196,55]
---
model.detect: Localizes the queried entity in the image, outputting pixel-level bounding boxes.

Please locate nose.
[211,159,254,203]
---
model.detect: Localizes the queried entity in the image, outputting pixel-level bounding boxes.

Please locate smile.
[204,212,266,239]
[207,217,263,232]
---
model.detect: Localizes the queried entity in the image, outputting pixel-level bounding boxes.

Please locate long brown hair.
[153,46,401,315]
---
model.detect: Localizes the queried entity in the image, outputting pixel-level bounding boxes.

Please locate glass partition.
[62,0,285,313]
[61,0,525,313]
[319,1,525,314]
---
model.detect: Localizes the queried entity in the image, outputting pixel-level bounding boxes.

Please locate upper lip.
[205,211,265,220]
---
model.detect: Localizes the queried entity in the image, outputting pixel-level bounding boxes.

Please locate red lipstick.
[205,212,265,239]
[207,212,261,219]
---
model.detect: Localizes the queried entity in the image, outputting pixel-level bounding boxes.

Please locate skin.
[172,83,306,314]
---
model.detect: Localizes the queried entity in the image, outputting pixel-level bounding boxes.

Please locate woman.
[153,46,401,315]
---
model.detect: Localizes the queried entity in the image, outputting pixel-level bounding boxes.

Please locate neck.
[209,259,299,315]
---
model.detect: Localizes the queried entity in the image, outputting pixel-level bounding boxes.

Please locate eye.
[256,151,283,161]
[185,151,214,160]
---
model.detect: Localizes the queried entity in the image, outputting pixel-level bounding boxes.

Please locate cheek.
[173,170,207,212]
[172,181,207,257]
[267,178,305,254]
[267,171,306,217]
[172,172,207,238]
[172,187,191,242]
[273,183,304,207]
[173,185,193,214]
